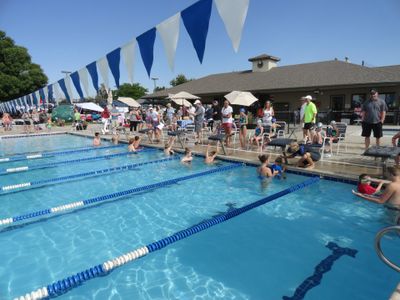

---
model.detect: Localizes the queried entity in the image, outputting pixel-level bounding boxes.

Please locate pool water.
[0,134,399,299]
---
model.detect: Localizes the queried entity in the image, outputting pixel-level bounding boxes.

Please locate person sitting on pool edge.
[357,174,385,195]
[181,147,193,163]
[352,167,400,210]
[257,154,278,178]
[164,136,176,155]
[282,141,321,169]
[93,132,101,146]
[205,143,219,164]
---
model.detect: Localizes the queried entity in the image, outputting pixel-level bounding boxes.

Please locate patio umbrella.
[224,91,258,106]
[169,91,200,100]
[117,97,141,108]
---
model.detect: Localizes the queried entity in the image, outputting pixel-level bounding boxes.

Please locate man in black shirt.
[212,100,221,133]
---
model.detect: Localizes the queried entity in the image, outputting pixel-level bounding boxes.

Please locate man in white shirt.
[299,96,307,140]
[221,100,233,147]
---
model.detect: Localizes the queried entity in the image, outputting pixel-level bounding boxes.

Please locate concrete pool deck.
[1,123,399,181]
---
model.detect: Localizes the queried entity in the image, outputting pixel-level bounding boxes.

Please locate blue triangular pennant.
[39,88,45,103]
[86,61,99,92]
[181,0,212,63]
[136,28,156,77]
[48,85,54,102]
[70,72,84,99]
[106,48,121,88]
[58,79,70,102]
[31,92,38,105]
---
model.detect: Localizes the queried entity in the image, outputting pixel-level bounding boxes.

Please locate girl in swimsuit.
[239,108,248,149]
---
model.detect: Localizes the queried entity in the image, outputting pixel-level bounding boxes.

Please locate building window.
[351,94,366,108]
[379,93,397,109]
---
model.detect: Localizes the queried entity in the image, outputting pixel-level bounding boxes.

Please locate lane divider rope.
[0,132,66,140]
[0,164,242,227]
[14,176,319,299]
[0,156,180,193]
[0,144,125,163]
[0,148,156,176]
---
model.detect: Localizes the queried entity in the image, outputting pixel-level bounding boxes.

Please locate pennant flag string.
[121,40,136,83]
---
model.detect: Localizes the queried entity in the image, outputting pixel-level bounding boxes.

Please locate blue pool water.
[0,134,399,299]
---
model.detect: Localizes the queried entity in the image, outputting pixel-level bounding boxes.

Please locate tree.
[0,31,48,101]
[115,83,148,99]
[170,74,193,87]
[154,86,166,92]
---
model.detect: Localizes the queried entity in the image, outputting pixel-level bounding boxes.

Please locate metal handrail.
[375,225,400,272]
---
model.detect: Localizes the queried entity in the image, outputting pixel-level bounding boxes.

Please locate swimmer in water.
[352,167,400,210]
[257,154,274,177]
[93,132,101,146]
[204,143,219,164]
[164,136,176,155]
[181,147,193,163]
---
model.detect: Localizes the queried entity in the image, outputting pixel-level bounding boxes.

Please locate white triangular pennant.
[53,82,63,104]
[121,40,136,83]
[35,90,41,106]
[43,86,49,105]
[65,75,74,102]
[97,57,110,90]
[78,67,90,97]
[156,13,180,71]
[214,0,249,52]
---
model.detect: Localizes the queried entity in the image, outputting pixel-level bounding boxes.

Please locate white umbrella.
[117,97,141,108]
[224,91,258,106]
[171,98,192,107]
[169,91,200,100]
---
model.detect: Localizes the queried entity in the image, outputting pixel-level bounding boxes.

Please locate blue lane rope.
[0,156,180,194]
[0,132,66,140]
[13,176,319,300]
[0,144,125,163]
[0,163,242,228]
[0,148,156,176]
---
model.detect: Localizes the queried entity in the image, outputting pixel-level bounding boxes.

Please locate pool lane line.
[0,156,181,194]
[0,163,242,228]
[0,144,125,163]
[0,132,66,140]
[283,242,358,300]
[0,148,156,176]
[13,176,319,300]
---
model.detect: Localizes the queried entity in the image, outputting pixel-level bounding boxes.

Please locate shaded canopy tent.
[117,97,141,108]
[168,91,199,107]
[75,102,104,112]
[224,91,258,107]
[52,105,74,122]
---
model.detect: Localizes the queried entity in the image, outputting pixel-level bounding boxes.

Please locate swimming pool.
[0,134,398,299]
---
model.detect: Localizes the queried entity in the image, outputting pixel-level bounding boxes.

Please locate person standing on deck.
[361,89,387,149]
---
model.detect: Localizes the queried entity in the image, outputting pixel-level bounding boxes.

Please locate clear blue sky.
[1,0,399,96]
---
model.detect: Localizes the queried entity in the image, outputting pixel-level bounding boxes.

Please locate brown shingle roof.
[144,60,400,99]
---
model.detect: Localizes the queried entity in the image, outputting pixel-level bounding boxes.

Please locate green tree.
[154,86,166,92]
[169,74,193,87]
[115,83,148,99]
[0,31,48,101]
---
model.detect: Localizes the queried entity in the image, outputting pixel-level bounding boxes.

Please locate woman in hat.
[239,108,248,149]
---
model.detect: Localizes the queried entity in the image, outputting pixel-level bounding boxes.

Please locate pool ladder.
[375,225,400,300]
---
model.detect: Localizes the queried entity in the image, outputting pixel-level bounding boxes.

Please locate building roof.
[144,60,400,99]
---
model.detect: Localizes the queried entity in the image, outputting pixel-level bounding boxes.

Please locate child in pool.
[93,132,101,146]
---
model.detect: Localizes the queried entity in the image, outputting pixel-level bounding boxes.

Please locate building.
[144,54,400,124]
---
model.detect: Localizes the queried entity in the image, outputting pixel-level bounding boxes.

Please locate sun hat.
[317,122,323,128]
[330,120,336,125]
[305,95,312,100]
[240,108,245,113]
[194,100,201,105]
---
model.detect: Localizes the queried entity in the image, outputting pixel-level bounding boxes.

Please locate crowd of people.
[1,107,52,133]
